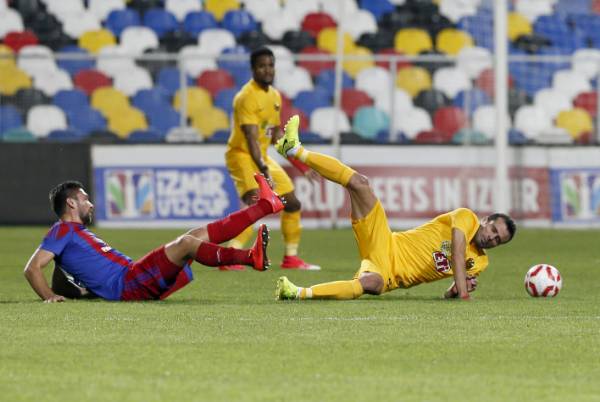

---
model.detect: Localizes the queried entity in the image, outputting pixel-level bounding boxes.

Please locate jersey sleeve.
[450,208,480,241]
[40,223,74,256]
[273,90,282,126]
[235,92,259,126]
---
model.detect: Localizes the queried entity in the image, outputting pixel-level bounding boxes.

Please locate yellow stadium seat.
[436,28,474,55]
[0,45,16,69]
[396,66,432,97]
[108,107,148,138]
[508,12,533,41]
[79,29,116,54]
[205,0,240,21]
[191,107,230,138]
[91,87,130,117]
[342,46,375,79]
[173,87,213,117]
[0,65,32,95]
[317,28,355,54]
[555,108,593,139]
[394,28,433,55]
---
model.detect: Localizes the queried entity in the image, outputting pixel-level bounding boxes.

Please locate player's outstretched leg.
[276,115,356,188]
[276,276,364,300]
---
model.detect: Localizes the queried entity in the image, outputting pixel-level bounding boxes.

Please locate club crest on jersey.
[432,251,451,273]
[466,258,475,269]
[274,103,280,111]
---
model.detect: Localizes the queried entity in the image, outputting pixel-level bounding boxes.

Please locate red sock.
[195,242,252,266]
[206,200,272,244]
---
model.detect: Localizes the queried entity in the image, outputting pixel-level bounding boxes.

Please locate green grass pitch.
[1,226,600,402]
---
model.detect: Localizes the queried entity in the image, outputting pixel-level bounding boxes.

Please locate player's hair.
[250,47,274,69]
[49,181,84,218]
[488,213,517,241]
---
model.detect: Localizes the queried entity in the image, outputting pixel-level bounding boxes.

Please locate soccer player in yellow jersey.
[223,47,320,271]
[275,115,517,301]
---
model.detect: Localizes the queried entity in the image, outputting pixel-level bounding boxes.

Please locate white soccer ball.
[524,264,562,297]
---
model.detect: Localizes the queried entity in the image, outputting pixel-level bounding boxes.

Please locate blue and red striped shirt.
[40,221,131,300]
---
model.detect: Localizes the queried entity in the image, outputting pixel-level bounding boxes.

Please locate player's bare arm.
[242,124,272,186]
[24,248,65,303]
[448,228,470,300]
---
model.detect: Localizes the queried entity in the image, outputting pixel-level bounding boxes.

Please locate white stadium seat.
[267,45,296,73]
[514,105,552,140]
[88,0,125,22]
[262,8,300,41]
[0,9,24,39]
[319,0,358,23]
[572,48,600,80]
[552,69,592,101]
[433,66,472,99]
[355,67,393,108]
[439,0,480,22]
[283,0,320,24]
[515,0,554,22]
[17,45,57,79]
[456,46,492,79]
[179,45,218,78]
[96,45,137,77]
[34,68,73,96]
[27,105,68,138]
[242,0,281,23]
[45,0,85,22]
[395,107,432,139]
[344,10,378,40]
[113,67,153,96]
[534,88,572,119]
[62,11,101,39]
[472,105,511,140]
[198,29,236,55]
[309,107,351,139]
[375,88,414,115]
[274,65,313,98]
[120,27,159,55]
[166,0,203,21]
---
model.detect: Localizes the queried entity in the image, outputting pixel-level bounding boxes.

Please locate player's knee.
[283,196,301,212]
[347,173,371,193]
[242,190,259,206]
[175,234,197,250]
[359,272,384,295]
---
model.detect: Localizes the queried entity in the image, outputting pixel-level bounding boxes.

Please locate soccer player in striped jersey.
[275,115,516,301]
[24,174,283,302]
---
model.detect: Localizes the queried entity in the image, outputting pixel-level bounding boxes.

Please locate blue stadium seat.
[0,105,23,136]
[510,62,554,97]
[555,0,591,15]
[69,107,107,134]
[534,15,587,52]
[204,129,229,143]
[221,9,258,39]
[57,46,95,76]
[458,9,493,50]
[106,9,141,37]
[217,46,250,74]
[359,0,394,21]
[315,69,354,96]
[183,11,218,37]
[453,89,491,114]
[509,128,529,145]
[293,89,331,117]
[127,128,164,143]
[143,8,179,38]
[132,88,171,112]
[214,88,237,115]
[157,67,194,95]
[352,106,390,140]
[299,131,329,144]
[47,128,86,142]
[148,107,181,136]
[53,89,89,114]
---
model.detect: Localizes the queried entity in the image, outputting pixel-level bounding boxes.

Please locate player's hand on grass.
[44,295,66,303]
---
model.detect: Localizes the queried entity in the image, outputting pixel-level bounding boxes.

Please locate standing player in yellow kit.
[223,48,320,271]
[275,115,517,300]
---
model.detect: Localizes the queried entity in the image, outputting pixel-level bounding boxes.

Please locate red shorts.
[121,246,193,301]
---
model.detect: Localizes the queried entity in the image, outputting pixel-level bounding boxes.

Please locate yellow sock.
[300,279,364,300]
[281,210,301,255]
[296,147,355,187]
[228,225,253,249]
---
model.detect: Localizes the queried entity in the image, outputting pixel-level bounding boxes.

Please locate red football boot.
[254,173,284,213]
[218,264,245,271]
[280,255,321,270]
[249,224,270,271]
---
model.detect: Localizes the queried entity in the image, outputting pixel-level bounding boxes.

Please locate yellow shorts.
[352,201,401,293]
[225,150,294,198]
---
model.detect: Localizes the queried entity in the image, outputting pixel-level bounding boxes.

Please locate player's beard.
[81,210,93,226]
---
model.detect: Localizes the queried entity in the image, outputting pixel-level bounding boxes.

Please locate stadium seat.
[0,105,23,135]
[281,30,315,53]
[439,0,478,22]
[412,129,451,144]
[10,88,50,114]
[298,46,335,77]
[436,28,474,55]
[62,11,101,39]
[344,10,378,41]
[572,48,600,80]
[317,28,354,54]
[132,87,170,110]
[105,9,141,37]
[217,45,250,84]
[53,88,89,113]
[126,128,164,143]
[451,128,491,145]
[183,11,218,37]
[86,129,120,143]
[394,28,433,55]
[148,107,181,136]
[157,67,193,95]
[214,87,237,115]
[340,88,373,118]
[3,30,39,52]
[267,45,295,73]
[241,0,280,23]
[47,128,86,142]
[456,46,491,79]
[222,9,257,39]
[262,8,301,41]
[457,9,493,50]
[198,29,236,55]
[472,105,511,140]
[78,29,117,54]
[533,88,571,119]
[552,69,592,101]
[173,87,213,117]
[143,8,179,38]
[8,0,39,22]
[0,9,24,39]
[515,0,553,22]
[17,45,56,79]
[274,65,313,98]
[343,46,375,78]
[414,89,450,116]
[508,88,531,118]
[359,0,394,21]
[179,45,218,78]
[27,104,67,138]
[0,44,14,68]
[0,66,32,95]
[514,105,552,140]
[113,67,153,96]
[1,127,36,142]
[453,88,490,114]
[34,68,73,97]
[204,0,240,21]
[73,69,112,95]
[56,46,95,76]
[433,67,472,99]
[573,92,597,117]
[555,108,593,139]
[125,0,163,15]
[315,68,353,96]
[375,88,413,115]
[91,87,130,117]
[309,107,351,140]
[359,31,396,54]
[475,67,515,98]
[108,107,148,138]
[191,106,230,138]
[120,27,159,55]
[396,66,432,98]
[196,69,235,97]
[45,0,85,21]
[433,106,468,137]
[352,106,389,140]
[395,107,433,140]
[302,12,337,38]
[555,0,592,14]
[166,0,202,21]
[320,0,358,22]
[95,46,137,78]
[282,0,319,25]
[88,0,125,22]
[508,12,532,41]
[69,106,107,134]
[355,67,392,107]
[293,88,331,117]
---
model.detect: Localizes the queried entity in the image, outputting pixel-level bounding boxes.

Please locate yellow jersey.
[226,79,281,156]
[393,208,488,288]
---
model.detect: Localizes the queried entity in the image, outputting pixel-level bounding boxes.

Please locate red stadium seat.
[475,68,514,98]
[573,92,597,117]
[3,30,39,52]
[73,69,112,95]
[414,129,452,144]
[280,93,292,111]
[280,105,308,132]
[301,12,336,38]
[341,88,373,118]
[433,106,468,137]
[375,48,411,71]
[196,69,235,97]
[298,46,335,77]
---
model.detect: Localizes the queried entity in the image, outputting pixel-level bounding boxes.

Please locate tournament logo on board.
[104,170,155,219]
[555,169,600,221]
